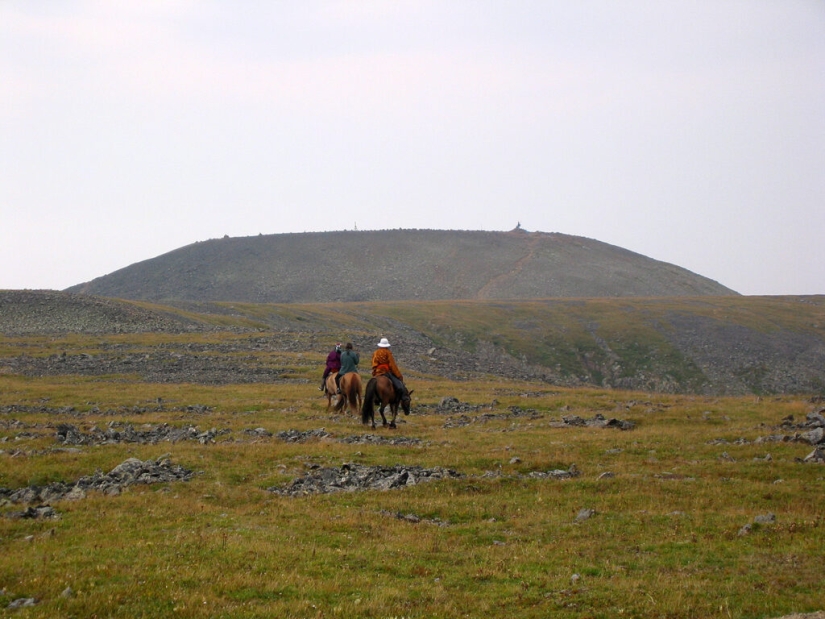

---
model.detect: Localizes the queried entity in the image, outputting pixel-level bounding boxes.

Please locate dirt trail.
[475,234,540,299]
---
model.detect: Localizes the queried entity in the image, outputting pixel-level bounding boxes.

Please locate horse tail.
[361,378,377,425]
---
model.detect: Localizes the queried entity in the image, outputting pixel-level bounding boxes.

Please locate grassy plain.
[0,330,823,619]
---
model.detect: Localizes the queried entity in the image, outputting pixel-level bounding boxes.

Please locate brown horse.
[361,374,412,429]
[334,372,362,416]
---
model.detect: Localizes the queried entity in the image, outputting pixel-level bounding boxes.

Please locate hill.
[65,229,736,302]
[3,291,823,395]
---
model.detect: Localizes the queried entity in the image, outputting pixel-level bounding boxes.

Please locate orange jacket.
[371,348,403,380]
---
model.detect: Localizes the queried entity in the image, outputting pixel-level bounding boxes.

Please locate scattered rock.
[268,463,462,496]
[553,414,635,431]
[527,465,580,480]
[7,598,38,609]
[337,434,423,446]
[244,427,272,437]
[275,429,331,443]
[6,505,58,520]
[442,407,543,428]
[56,422,228,446]
[739,513,777,536]
[0,456,194,505]
[380,510,450,527]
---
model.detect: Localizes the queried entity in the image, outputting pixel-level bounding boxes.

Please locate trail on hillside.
[475,234,540,299]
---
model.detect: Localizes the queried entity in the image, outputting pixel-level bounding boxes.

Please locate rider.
[371,337,408,399]
[335,342,359,393]
[320,343,342,392]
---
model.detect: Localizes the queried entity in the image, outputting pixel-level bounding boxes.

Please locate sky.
[1,1,824,296]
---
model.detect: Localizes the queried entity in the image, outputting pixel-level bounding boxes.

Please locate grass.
[1,331,824,618]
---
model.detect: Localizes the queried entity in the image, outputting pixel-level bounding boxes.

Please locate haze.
[1,1,823,295]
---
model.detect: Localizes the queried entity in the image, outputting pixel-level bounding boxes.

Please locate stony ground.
[4,290,825,396]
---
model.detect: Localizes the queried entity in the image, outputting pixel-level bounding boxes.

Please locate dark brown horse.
[361,374,412,429]
[334,372,362,416]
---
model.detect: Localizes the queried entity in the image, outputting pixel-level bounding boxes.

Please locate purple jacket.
[325,350,341,373]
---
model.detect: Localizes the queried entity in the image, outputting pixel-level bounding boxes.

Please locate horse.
[361,374,413,429]
[323,372,340,412]
[334,372,362,416]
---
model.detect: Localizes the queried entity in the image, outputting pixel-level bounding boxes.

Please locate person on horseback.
[371,337,408,400]
[320,343,342,392]
[335,342,359,393]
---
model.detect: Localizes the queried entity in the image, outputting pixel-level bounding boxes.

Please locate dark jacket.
[338,350,360,376]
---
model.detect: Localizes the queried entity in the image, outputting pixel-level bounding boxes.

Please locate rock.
[0,458,194,506]
[803,448,825,463]
[754,513,776,525]
[555,414,635,430]
[528,465,580,480]
[56,422,230,446]
[276,429,331,443]
[806,411,825,427]
[268,463,462,496]
[802,428,824,445]
[7,505,58,520]
[7,598,38,609]
[338,434,422,446]
[575,508,596,522]
[244,427,272,437]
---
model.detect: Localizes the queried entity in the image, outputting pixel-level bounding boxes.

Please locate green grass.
[1,330,824,618]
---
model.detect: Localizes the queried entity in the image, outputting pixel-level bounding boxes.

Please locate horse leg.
[378,403,388,427]
[389,403,398,429]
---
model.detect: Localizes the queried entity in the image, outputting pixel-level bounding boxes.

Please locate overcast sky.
[2,1,823,296]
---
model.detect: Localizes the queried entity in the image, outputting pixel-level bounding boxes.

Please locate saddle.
[382,373,406,400]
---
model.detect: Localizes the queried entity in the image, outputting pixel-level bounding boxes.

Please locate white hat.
[377,338,391,348]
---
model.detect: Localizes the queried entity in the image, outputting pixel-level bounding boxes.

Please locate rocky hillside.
[65,229,736,303]
[0,290,206,335]
[2,290,824,396]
